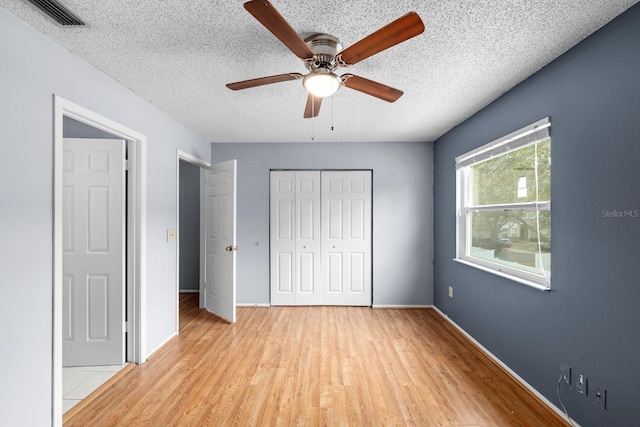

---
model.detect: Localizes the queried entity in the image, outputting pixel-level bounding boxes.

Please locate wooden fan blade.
[337,12,424,66]
[244,0,315,60]
[304,94,322,118]
[226,73,303,90]
[341,74,403,102]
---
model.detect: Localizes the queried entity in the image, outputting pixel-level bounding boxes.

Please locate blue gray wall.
[0,8,210,426]
[211,142,433,306]
[179,161,201,291]
[433,5,640,426]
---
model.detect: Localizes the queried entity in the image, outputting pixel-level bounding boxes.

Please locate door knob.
[225,246,233,252]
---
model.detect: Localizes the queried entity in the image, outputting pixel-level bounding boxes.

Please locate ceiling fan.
[226,0,425,118]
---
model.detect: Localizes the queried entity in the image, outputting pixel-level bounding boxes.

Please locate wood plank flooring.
[64,294,568,426]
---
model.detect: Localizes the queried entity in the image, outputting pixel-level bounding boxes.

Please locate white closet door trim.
[270,170,372,306]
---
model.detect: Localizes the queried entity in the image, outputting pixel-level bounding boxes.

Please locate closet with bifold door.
[270,170,372,306]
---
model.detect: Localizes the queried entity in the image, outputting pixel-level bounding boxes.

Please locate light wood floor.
[64,294,567,426]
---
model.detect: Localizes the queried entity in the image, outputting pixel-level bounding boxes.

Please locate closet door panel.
[322,171,372,306]
[270,171,296,305]
[294,171,321,305]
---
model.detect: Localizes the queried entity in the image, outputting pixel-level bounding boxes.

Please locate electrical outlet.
[560,364,571,385]
[448,286,453,298]
[593,386,606,409]
[576,374,588,395]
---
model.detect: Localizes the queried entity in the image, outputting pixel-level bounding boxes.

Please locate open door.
[201,160,237,323]
[62,138,126,366]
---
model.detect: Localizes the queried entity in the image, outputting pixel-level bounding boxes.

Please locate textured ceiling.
[1,0,637,143]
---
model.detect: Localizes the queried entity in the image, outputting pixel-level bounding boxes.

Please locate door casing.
[53,95,147,426]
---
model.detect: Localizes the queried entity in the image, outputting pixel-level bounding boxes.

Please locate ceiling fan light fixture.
[229,2,425,117]
[303,68,341,98]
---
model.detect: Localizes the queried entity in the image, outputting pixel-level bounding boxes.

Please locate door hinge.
[125,321,130,333]
[124,159,130,170]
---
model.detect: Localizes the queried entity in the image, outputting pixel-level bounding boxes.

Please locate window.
[456,117,551,290]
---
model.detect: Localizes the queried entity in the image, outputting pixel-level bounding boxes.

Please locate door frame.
[53,95,148,425]
[175,151,210,333]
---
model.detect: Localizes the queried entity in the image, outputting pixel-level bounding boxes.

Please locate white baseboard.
[372,304,433,309]
[433,307,579,427]
[179,289,199,293]
[237,304,433,308]
[235,304,434,309]
[145,332,178,362]
[236,303,434,309]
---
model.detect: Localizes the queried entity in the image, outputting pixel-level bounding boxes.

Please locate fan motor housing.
[304,34,343,71]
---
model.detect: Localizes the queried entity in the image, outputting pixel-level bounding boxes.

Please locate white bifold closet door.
[270,170,371,306]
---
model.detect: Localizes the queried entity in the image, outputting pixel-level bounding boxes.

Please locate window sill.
[453,258,550,291]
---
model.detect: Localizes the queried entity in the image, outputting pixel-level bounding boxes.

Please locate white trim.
[145,332,178,359]
[454,258,551,291]
[456,117,550,168]
[179,290,200,294]
[53,95,148,427]
[235,304,433,308]
[199,168,206,309]
[52,98,63,427]
[465,201,551,211]
[127,136,148,365]
[433,307,580,427]
[372,304,433,309]
[177,149,211,168]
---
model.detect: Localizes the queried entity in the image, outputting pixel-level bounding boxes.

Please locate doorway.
[176,152,210,332]
[53,95,147,426]
[175,153,238,325]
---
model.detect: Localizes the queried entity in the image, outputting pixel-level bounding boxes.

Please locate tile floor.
[63,364,128,413]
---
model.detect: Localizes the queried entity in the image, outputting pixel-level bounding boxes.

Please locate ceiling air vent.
[25,0,85,26]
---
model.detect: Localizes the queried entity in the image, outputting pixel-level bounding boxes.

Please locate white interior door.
[322,171,372,306]
[62,138,126,366]
[202,160,237,322]
[270,171,321,305]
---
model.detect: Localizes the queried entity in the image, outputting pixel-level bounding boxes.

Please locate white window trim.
[455,117,551,290]
[456,117,550,168]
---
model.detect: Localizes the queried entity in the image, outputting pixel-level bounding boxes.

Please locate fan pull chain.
[331,95,334,131]
[310,98,315,141]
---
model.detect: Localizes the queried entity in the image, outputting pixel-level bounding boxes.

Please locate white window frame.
[455,117,551,290]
